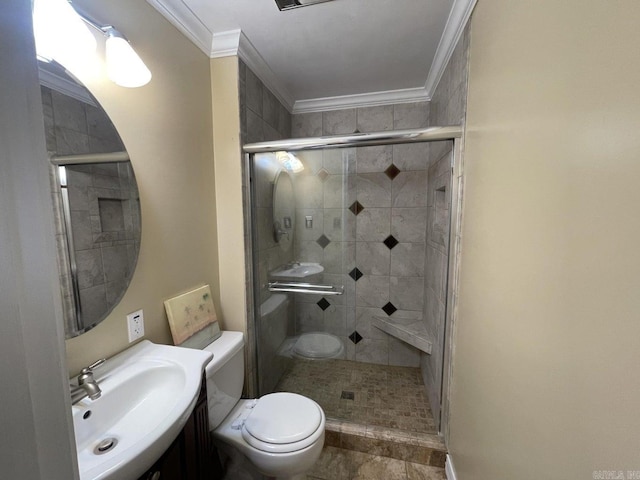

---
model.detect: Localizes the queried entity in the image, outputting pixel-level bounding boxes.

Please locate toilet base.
[212,399,325,479]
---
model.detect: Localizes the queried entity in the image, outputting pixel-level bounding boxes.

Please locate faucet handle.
[81,358,105,374]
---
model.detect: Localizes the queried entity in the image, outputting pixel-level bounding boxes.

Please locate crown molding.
[210,30,296,111]
[210,29,241,58]
[146,0,212,56]
[237,33,295,112]
[424,0,477,97]
[292,86,430,114]
[147,1,295,111]
[38,67,96,106]
[147,0,475,114]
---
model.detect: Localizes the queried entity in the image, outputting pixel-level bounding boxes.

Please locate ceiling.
[147,0,475,112]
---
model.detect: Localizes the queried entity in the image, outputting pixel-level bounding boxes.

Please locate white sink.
[71,340,212,480]
[271,262,324,279]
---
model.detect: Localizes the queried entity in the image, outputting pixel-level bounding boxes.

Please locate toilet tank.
[203,331,245,430]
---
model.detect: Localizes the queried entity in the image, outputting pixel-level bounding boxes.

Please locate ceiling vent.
[274,0,333,11]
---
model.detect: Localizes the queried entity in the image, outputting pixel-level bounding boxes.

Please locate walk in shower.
[245,126,461,437]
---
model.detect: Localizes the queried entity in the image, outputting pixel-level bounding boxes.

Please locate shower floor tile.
[274,359,436,434]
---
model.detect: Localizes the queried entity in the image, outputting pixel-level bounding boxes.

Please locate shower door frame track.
[243,124,464,444]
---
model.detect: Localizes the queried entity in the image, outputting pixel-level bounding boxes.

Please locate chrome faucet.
[71,358,105,404]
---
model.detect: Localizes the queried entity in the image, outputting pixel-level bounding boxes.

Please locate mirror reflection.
[272,169,294,251]
[39,60,141,338]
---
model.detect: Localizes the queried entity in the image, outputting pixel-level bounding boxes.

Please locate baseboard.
[445,454,458,480]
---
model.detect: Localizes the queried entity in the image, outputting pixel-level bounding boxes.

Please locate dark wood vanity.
[138,379,222,480]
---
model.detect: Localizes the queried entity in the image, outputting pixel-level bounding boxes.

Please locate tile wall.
[42,86,140,332]
[241,20,469,393]
[421,23,471,422]
[238,59,293,395]
[291,102,432,367]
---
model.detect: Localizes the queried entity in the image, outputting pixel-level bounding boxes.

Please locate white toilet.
[202,330,325,479]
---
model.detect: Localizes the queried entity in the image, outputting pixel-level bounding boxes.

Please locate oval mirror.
[38,60,141,338]
[272,169,294,252]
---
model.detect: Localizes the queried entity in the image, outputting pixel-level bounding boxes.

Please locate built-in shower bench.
[372,316,433,354]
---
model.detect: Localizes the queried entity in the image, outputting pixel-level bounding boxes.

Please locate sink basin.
[71,340,212,480]
[271,262,324,279]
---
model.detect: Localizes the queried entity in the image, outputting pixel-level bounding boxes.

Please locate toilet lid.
[293,332,343,359]
[242,393,323,453]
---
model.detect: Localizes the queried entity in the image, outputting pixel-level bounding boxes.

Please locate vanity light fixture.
[32,0,152,88]
[104,27,152,88]
[276,151,305,173]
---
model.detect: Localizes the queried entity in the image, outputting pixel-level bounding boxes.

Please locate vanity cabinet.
[138,378,222,480]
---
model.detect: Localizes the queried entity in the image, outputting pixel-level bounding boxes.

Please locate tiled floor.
[306,446,446,480]
[274,358,436,434]
[218,444,446,480]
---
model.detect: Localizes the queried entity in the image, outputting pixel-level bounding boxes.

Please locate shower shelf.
[372,316,433,354]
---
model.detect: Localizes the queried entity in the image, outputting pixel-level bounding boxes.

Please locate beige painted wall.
[210,56,248,335]
[450,1,640,478]
[65,0,218,374]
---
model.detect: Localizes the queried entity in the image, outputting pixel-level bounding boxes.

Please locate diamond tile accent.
[316,234,331,249]
[349,201,364,216]
[383,235,399,249]
[348,331,363,344]
[341,391,355,400]
[385,163,401,180]
[317,168,329,181]
[382,302,397,316]
[317,298,331,311]
[349,267,363,281]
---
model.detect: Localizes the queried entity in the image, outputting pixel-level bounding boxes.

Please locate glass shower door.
[250,138,452,436]
[251,147,355,396]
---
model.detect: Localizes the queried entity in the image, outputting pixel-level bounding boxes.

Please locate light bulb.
[33,0,96,64]
[106,32,152,88]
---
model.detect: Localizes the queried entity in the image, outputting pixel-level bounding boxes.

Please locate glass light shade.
[106,34,152,88]
[32,0,96,63]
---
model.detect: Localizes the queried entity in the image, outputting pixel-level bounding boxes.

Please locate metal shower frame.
[242,124,464,441]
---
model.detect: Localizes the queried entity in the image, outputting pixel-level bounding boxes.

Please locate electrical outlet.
[126,309,144,342]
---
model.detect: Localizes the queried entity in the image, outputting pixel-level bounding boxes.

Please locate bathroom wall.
[421,24,471,426]
[66,0,218,374]
[291,102,431,366]
[238,59,293,394]
[239,59,292,144]
[450,0,640,478]
[239,58,294,306]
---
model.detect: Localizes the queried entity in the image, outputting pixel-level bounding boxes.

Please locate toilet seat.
[241,393,324,454]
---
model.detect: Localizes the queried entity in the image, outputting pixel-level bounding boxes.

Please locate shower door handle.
[268,282,344,295]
